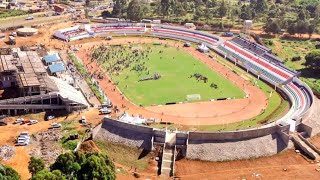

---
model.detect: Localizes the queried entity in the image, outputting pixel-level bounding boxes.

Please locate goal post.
[186,94,201,102]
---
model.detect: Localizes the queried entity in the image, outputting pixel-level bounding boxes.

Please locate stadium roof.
[43,53,61,64]
[48,63,65,73]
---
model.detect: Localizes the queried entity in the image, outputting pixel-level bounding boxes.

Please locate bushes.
[0,10,28,18]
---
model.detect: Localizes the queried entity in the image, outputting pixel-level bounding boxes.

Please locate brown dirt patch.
[80,140,100,153]
[76,38,268,125]
[175,150,320,179]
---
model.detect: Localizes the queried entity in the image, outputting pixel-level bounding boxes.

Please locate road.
[0,14,71,29]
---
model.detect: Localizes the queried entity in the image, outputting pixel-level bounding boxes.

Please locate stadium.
[54,23,315,176]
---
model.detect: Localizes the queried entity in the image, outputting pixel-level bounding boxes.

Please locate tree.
[32,152,117,180]
[0,164,20,180]
[255,0,268,14]
[28,157,45,176]
[298,9,306,21]
[287,23,296,35]
[218,0,227,19]
[112,0,122,18]
[307,24,316,38]
[127,0,144,21]
[31,170,66,180]
[305,50,320,68]
[264,19,281,34]
[160,0,170,17]
[101,10,112,18]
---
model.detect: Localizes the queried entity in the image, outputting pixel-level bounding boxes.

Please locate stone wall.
[186,132,287,161]
[95,118,153,150]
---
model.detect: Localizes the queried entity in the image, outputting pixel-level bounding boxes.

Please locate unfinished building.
[0,48,88,115]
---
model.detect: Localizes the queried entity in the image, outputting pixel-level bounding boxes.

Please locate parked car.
[20,119,30,125]
[16,132,30,146]
[99,108,111,114]
[50,123,61,129]
[47,116,55,120]
[16,140,29,146]
[14,118,24,124]
[28,120,38,125]
[184,42,191,47]
[10,32,17,37]
[0,115,8,119]
[25,16,34,20]
[81,116,86,124]
[0,121,7,126]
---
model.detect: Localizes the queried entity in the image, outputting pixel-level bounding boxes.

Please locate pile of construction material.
[0,145,15,161]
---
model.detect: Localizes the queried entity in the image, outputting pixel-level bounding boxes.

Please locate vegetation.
[31,152,115,180]
[0,10,28,19]
[69,54,105,102]
[90,44,245,106]
[0,163,20,180]
[104,0,320,32]
[263,38,320,92]
[94,140,150,171]
[28,157,45,176]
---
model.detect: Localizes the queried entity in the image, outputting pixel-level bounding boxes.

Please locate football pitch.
[94,44,245,106]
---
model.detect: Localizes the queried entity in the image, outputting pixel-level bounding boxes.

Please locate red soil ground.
[77,38,267,125]
[175,150,320,180]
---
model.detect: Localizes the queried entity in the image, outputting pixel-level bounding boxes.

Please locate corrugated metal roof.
[43,53,60,63]
[48,63,65,73]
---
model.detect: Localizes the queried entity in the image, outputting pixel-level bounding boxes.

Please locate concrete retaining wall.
[188,125,289,142]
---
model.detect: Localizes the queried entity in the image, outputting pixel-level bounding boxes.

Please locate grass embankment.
[69,53,105,102]
[264,38,320,92]
[152,54,288,131]
[93,44,245,106]
[94,139,150,171]
[0,10,27,19]
[60,119,85,150]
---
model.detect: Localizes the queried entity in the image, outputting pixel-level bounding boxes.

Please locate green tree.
[307,24,316,38]
[287,23,296,35]
[305,50,320,68]
[264,19,281,34]
[31,170,66,180]
[112,0,122,18]
[28,157,45,176]
[127,0,144,21]
[161,0,170,17]
[218,0,228,19]
[255,0,268,14]
[298,9,306,21]
[0,164,20,180]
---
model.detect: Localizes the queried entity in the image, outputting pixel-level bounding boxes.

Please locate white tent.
[197,43,209,53]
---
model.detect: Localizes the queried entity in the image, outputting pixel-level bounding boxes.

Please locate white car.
[47,116,55,120]
[28,120,38,125]
[17,140,29,146]
[19,132,29,136]
[14,118,24,124]
[25,16,34,20]
[51,123,61,128]
[99,108,111,114]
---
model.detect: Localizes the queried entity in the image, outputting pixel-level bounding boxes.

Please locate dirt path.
[76,38,267,125]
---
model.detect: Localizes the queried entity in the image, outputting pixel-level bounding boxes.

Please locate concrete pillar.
[14,109,17,115]
[7,109,10,115]
[49,96,52,105]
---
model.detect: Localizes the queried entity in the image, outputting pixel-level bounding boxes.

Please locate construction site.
[0,47,88,115]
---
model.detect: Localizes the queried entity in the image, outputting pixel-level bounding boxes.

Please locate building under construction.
[0,48,88,115]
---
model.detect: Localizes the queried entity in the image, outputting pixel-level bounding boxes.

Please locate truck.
[8,36,16,45]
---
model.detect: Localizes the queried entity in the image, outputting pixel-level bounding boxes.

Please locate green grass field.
[93,44,245,106]
[151,54,288,131]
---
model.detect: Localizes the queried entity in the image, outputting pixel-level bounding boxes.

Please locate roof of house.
[43,53,61,64]
[48,63,65,73]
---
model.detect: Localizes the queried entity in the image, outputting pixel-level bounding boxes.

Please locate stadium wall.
[95,117,292,161]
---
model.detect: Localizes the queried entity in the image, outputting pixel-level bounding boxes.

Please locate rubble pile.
[0,145,15,161]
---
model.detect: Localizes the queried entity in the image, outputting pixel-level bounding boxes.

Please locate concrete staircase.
[291,133,320,160]
[160,130,177,177]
